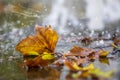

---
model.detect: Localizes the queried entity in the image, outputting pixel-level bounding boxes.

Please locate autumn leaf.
[66,46,101,61]
[64,60,94,71]
[113,37,120,45]
[70,46,85,53]
[69,46,110,58]
[71,68,113,79]
[111,43,119,49]
[16,25,58,56]
[41,52,54,60]
[72,63,94,71]
[99,50,110,57]
[16,25,58,67]
[90,68,113,78]
[69,46,93,57]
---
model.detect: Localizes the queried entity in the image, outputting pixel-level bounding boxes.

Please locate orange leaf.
[16,25,59,56]
[69,46,95,57]
[16,25,58,67]
[70,46,84,53]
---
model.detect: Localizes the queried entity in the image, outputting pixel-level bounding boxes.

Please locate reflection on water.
[0,59,26,80]
[0,0,120,80]
[27,67,61,80]
[0,57,119,80]
[0,59,61,80]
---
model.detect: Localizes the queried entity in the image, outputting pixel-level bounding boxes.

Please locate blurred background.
[0,0,120,80]
[0,0,120,33]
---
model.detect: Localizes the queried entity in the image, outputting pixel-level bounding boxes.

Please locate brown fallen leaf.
[63,45,110,67]
[67,46,101,59]
[69,46,93,57]
[16,25,59,67]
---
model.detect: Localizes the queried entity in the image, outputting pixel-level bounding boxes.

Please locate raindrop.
[21,23,24,26]
[78,32,81,36]
[89,30,95,37]
[116,29,120,33]
[99,40,104,45]
[17,20,21,24]
[72,6,75,9]
[70,32,75,36]
[107,34,111,38]
[102,31,104,35]
[34,14,39,17]
[68,22,72,26]
[44,8,48,11]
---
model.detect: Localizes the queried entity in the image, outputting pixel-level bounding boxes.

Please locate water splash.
[86,0,120,30]
[86,0,104,30]
[43,0,79,34]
